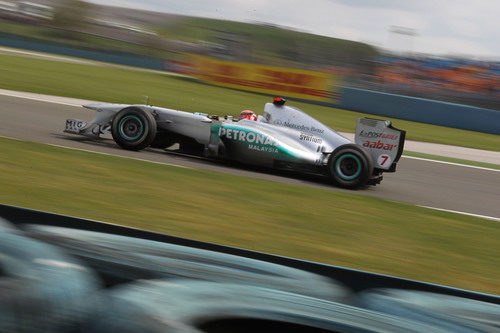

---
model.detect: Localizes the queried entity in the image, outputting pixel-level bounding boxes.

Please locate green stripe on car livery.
[217,124,299,159]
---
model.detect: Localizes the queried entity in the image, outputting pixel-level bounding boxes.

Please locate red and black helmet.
[239,110,257,121]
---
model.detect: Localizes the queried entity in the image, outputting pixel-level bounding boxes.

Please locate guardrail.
[1,203,498,304]
[340,87,500,135]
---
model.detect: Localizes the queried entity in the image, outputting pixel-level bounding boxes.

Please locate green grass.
[1,53,499,151]
[0,137,499,295]
[403,151,500,170]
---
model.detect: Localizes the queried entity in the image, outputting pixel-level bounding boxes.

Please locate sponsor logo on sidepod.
[275,120,324,134]
[299,133,322,144]
[219,127,279,153]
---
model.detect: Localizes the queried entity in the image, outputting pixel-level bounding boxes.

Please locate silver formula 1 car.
[64,97,405,188]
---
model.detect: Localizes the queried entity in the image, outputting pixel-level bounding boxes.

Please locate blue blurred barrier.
[340,87,500,135]
[0,32,165,70]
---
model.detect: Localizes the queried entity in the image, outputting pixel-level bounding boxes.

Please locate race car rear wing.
[354,118,406,172]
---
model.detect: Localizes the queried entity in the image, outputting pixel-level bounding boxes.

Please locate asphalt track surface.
[1,94,499,219]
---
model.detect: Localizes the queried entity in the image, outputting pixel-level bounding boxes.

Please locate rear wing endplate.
[354,118,406,171]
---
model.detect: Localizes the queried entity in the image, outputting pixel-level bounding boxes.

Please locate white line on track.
[0,89,88,107]
[419,206,500,222]
[0,135,191,170]
[402,155,499,172]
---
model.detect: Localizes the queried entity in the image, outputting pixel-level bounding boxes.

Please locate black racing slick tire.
[111,107,157,151]
[328,144,374,189]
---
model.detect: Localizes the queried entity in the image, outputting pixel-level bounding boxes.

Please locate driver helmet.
[239,110,257,121]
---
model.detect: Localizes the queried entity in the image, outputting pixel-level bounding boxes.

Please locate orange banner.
[190,55,340,103]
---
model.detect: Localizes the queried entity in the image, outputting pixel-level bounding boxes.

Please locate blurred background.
[1,0,499,303]
[1,0,498,110]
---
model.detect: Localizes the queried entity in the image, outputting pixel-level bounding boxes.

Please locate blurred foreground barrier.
[2,203,500,332]
[1,203,499,305]
[23,224,346,300]
[356,289,500,331]
[80,280,458,333]
[340,87,500,135]
[0,218,101,332]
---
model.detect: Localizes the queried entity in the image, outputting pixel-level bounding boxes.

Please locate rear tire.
[111,107,157,151]
[328,144,373,189]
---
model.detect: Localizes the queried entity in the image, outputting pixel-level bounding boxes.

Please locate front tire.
[328,144,374,189]
[111,107,157,151]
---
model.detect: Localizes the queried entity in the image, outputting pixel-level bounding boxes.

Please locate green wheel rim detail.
[335,153,362,180]
[118,115,144,141]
